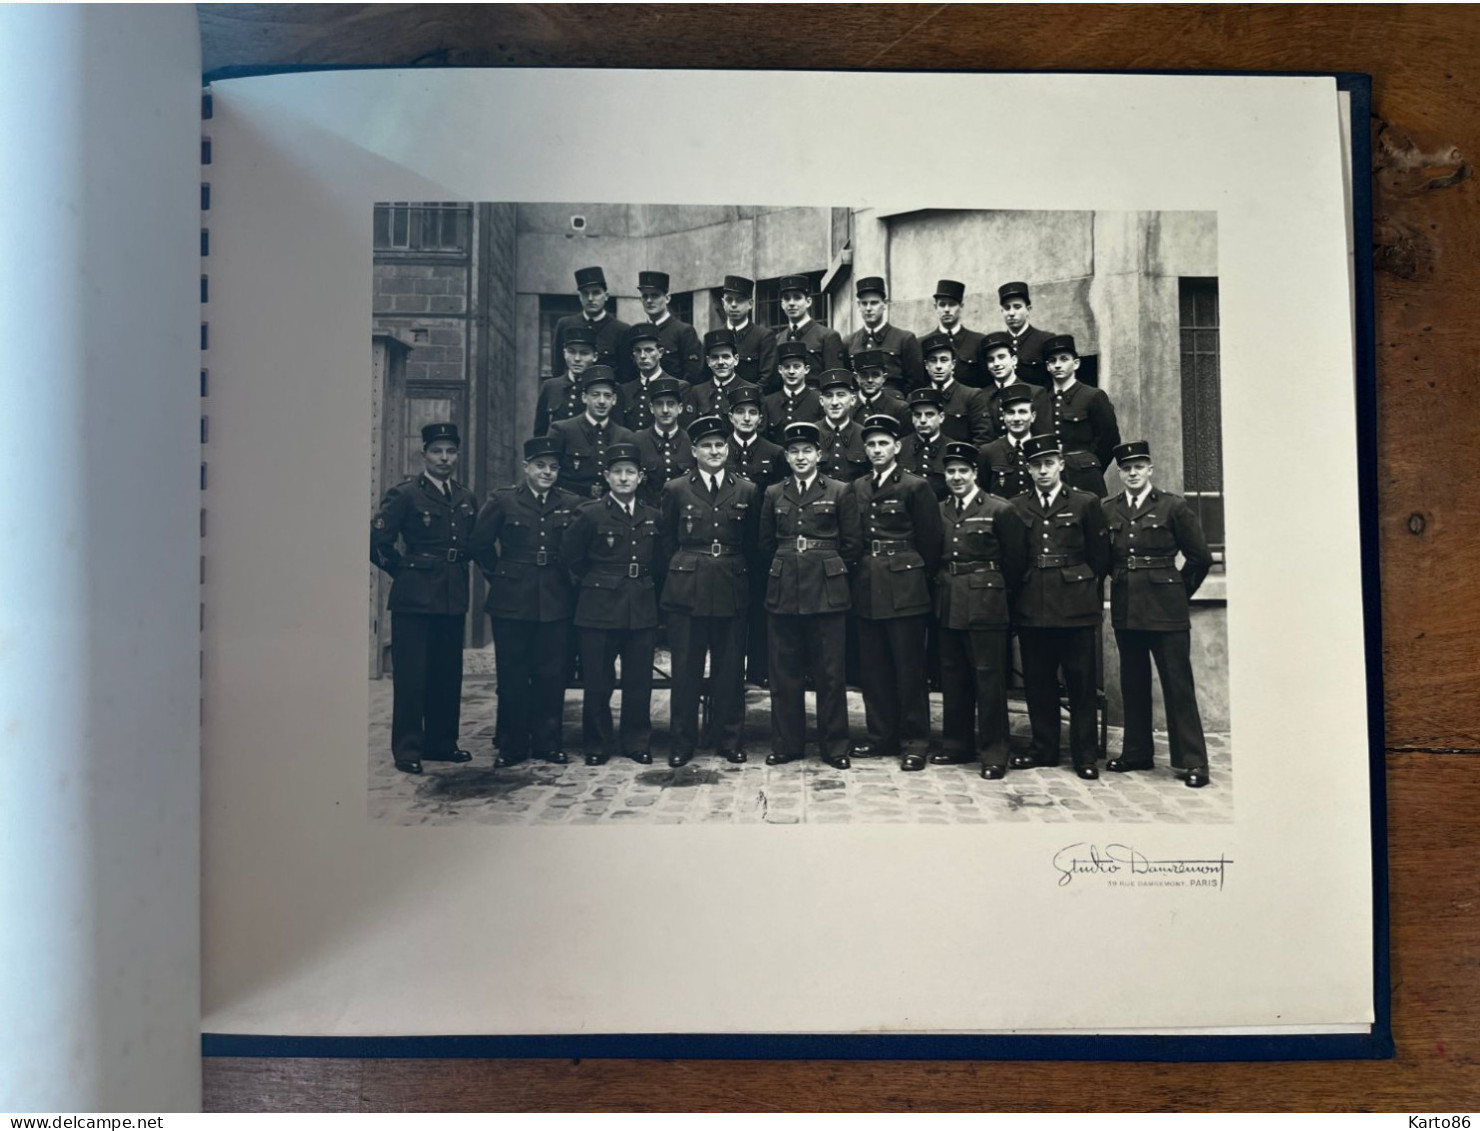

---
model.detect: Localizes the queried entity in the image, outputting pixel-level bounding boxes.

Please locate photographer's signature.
[1052,843,1233,889]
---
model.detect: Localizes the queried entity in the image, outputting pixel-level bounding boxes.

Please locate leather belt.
[1122,555,1176,570]
[869,538,914,555]
[502,551,556,566]
[680,542,741,557]
[590,564,651,579]
[411,549,466,563]
[1033,553,1083,568]
[944,560,999,575]
[788,536,838,552]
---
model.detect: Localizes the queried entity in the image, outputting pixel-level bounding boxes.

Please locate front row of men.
[372,417,1214,788]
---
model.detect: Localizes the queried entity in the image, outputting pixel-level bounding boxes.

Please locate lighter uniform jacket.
[659,470,760,617]
[1104,488,1213,632]
[935,489,1027,630]
[850,465,944,620]
[561,494,664,630]
[759,474,863,615]
[844,323,925,391]
[548,415,637,499]
[469,484,580,622]
[1010,485,1111,628]
[370,474,479,615]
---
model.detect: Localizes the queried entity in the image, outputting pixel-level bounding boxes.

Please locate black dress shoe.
[494,751,528,768]
[981,764,1007,780]
[584,753,607,767]
[1106,757,1153,773]
[1076,764,1100,781]
[1009,754,1036,770]
[393,758,423,775]
[930,751,975,765]
[630,751,653,765]
[849,743,887,758]
[766,752,800,766]
[901,753,927,772]
[821,752,851,770]
[423,748,472,763]
[1185,768,1210,789]
[542,751,569,765]
[720,749,747,764]
[668,752,693,769]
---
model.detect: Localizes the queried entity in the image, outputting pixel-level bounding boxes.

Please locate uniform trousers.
[768,612,850,760]
[390,611,465,761]
[939,625,1010,768]
[856,614,931,757]
[744,571,769,684]
[490,617,569,756]
[667,612,746,755]
[1114,627,1208,770]
[578,626,655,757]
[1018,625,1098,767]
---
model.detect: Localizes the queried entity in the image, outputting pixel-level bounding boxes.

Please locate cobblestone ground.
[369,650,1232,826]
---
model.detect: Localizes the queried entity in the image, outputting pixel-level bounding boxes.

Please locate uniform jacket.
[978,434,1034,500]
[534,375,600,437]
[370,474,479,616]
[982,379,1053,441]
[1007,324,1056,388]
[1104,488,1212,632]
[935,488,1028,630]
[682,376,762,418]
[850,389,911,431]
[763,385,823,443]
[547,415,637,499]
[1010,485,1111,628]
[817,418,871,482]
[552,312,632,380]
[768,318,844,390]
[844,323,924,392]
[561,494,665,630]
[759,474,863,616]
[728,320,777,389]
[631,425,694,507]
[658,470,760,617]
[637,315,704,382]
[727,433,786,491]
[897,431,952,500]
[621,373,692,432]
[851,465,944,620]
[469,484,580,621]
[933,325,988,389]
[929,379,993,445]
[1045,380,1122,492]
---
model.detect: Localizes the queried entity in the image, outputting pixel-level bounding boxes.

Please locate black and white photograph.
[368,203,1230,827]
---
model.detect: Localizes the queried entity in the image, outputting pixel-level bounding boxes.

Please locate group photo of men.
[368,203,1231,826]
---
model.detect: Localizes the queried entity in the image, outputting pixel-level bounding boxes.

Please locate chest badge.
[421,512,434,527]
[605,530,617,548]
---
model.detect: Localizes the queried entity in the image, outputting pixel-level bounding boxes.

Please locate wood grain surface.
[198,3,1480,1112]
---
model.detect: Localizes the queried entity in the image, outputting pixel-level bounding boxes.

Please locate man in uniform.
[816,369,870,483]
[980,330,1051,439]
[630,376,694,508]
[844,276,923,394]
[998,280,1057,389]
[1042,333,1121,496]
[897,386,951,501]
[548,366,637,500]
[719,274,776,389]
[919,331,992,445]
[552,266,631,381]
[759,421,863,769]
[978,383,1038,500]
[934,441,1028,778]
[621,322,690,432]
[536,324,604,437]
[561,443,665,765]
[1103,441,1215,789]
[725,385,785,687]
[470,436,579,768]
[929,279,989,388]
[659,416,760,767]
[850,347,911,430]
[769,273,843,391]
[634,270,703,382]
[369,422,478,774]
[849,414,944,772]
[763,340,823,442]
[684,328,761,417]
[1010,434,1111,779]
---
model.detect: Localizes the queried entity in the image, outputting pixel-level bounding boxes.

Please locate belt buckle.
[446,548,459,562]
[796,535,810,552]
[871,539,882,555]
[1127,558,1139,570]
[627,562,641,578]
[535,549,548,566]
[711,541,723,557]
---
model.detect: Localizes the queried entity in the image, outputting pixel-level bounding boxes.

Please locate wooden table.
[199,3,1480,1111]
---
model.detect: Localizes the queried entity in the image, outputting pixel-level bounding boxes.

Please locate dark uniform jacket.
[370,474,479,615]
[851,390,911,431]
[844,323,924,392]
[728,320,777,389]
[769,318,844,390]
[930,379,993,445]
[683,376,762,418]
[620,373,692,432]
[764,386,823,443]
[935,488,1027,630]
[934,325,988,389]
[1045,379,1122,493]
[552,312,632,380]
[1104,488,1212,632]
[561,494,665,630]
[727,433,786,491]
[759,474,863,615]
[851,465,944,619]
[1008,324,1056,388]
[1010,485,1111,628]
[658,470,760,617]
[817,418,870,483]
[469,484,580,622]
[535,375,594,437]
[547,415,637,499]
[898,432,952,500]
[638,314,703,382]
[631,425,694,507]
[982,379,1052,441]
[978,434,1034,500]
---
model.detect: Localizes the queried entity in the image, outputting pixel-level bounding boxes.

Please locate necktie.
[956,498,964,517]
[1042,493,1053,510]
[707,475,719,499]
[788,324,800,341]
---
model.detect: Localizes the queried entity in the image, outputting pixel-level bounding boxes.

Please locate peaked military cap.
[919,331,955,357]
[933,279,966,302]
[998,280,1031,304]
[907,387,945,410]
[562,324,598,348]
[775,340,813,364]
[852,348,889,372]
[860,413,902,440]
[421,422,460,447]
[628,322,661,345]
[855,275,887,298]
[1021,434,1064,460]
[602,442,642,469]
[580,365,619,390]
[817,369,856,393]
[1043,333,1079,358]
[998,383,1036,408]
[778,274,812,295]
[523,435,561,461]
[726,385,765,409]
[943,441,979,467]
[703,327,738,354]
[1113,440,1153,465]
[646,376,686,402]
[782,421,822,448]
[722,274,755,297]
[687,415,731,443]
[574,266,607,291]
[981,331,1016,354]
[637,270,671,293]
